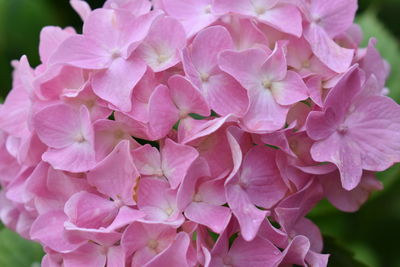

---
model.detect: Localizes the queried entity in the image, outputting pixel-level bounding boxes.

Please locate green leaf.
[323,236,368,267]
[0,228,44,267]
[356,11,400,102]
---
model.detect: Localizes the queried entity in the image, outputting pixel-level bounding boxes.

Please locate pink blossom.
[0,0,399,266]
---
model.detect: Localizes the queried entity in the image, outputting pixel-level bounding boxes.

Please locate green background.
[0,0,400,266]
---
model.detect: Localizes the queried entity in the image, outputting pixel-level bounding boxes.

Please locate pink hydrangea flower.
[0,0,398,266]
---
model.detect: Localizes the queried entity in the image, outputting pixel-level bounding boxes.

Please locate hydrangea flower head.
[0,0,398,266]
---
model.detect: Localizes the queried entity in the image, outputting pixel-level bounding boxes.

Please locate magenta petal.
[92,56,146,112]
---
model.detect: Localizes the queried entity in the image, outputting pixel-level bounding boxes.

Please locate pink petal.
[271,71,308,105]
[189,26,234,75]
[240,146,287,208]
[218,48,268,90]
[148,85,180,139]
[63,243,106,267]
[70,0,92,21]
[50,35,110,69]
[145,232,191,267]
[310,0,357,37]
[163,0,217,37]
[226,183,268,241]
[39,26,75,64]
[185,202,231,233]
[202,73,249,117]
[92,55,147,112]
[168,75,210,117]
[161,138,199,189]
[64,192,118,229]
[87,140,138,205]
[229,236,281,267]
[137,16,186,72]
[132,145,163,176]
[241,88,288,132]
[30,210,82,253]
[304,24,353,73]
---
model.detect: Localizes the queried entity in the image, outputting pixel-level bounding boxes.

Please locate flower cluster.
[1,0,399,266]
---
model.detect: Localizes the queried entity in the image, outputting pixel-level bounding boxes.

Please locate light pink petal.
[50,35,110,69]
[148,85,180,138]
[163,0,217,37]
[179,115,233,144]
[30,210,82,253]
[226,184,268,241]
[240,146,287,208]
[106,206,145,232]
[190,26,234,74]
[304,24,353,73]
[279,235,310,266]
[42,142,96,173]
[185,202,231,233]
[310,0,357,37]
[87,140,138,205]
[261,42,287,82]
[107,246,125,267]
[64,191,118,229]
[137,178,171,211]
[161,138,199,189]
[197,179,226,205]
[293,218,324,252]
[347,95,400,171]
[104,0,151,15]
[203,73,249,116]
[321,171,382,212]
[132,145,163,176]
[177,158,210,210]
[214,0,279,16]
[359,38,389,89]
[70,0,92,21]
[218,48,267,89]
[168,75,210,117]
[35,105,96,172]
[137,16,186,72]
[92,56,147,112]
[258,4,302,37]
[34,104,90,149]
[145,232,191,267]
[63,243,106,267]
[0,84,30,138]
[242,88,288,132]
[93,119,139,161]
[224,17,268,51]
[121,222,176,257]
[229,236,281,267]
[39,26,75,64]
[271,71,308,105]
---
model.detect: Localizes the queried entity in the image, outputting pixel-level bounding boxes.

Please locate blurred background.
[0,0,399,266]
